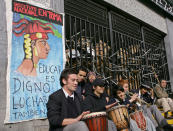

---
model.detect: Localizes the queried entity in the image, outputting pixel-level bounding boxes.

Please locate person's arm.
[164,90,169,98]
[107,97,117,105]
[105,102,117,109]
[129,93,138,103]
[142,93,154,104]
[153,85,164,98]
[147,89,155,103]
[124,97,138,111]
[62,119,78,126]
[106,97,109,103]
[47,94,64,127]
[150,89,154,99]
[62,111,90,126]
[83,96,117,112]
[90,102,116,112]
[125,97,134,107]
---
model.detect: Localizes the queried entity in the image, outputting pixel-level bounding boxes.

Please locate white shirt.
[136,90,141,107]
[62,88,74,100]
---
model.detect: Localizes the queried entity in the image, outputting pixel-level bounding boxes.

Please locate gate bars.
[65,14,171,95]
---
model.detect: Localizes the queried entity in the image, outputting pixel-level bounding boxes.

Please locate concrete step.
[167,119,173,125]
[161,112,173,116]
[159,108,173,125]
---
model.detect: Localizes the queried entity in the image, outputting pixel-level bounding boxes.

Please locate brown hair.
[118,79,128,87]
[60,68,77,87]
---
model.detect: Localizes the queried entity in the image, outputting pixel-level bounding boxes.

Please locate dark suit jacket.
[46,89,83,131]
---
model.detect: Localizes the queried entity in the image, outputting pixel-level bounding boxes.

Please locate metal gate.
[64,0,171,95]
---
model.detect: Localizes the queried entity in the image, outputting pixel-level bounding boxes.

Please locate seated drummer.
[83,78,117,131]
[47,68,90,131]
[111,86,156,131]
[83,72,109,101]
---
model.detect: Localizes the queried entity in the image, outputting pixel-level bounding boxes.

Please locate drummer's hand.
[82,95,85,100]
[105,102,117,109]
[62,111,90,125]
[106,97,109,102]
[126,104,130,107]
[76,111,90,121]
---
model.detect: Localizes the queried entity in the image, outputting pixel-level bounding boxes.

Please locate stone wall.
[104,0,167,33]
[165,18,173,92]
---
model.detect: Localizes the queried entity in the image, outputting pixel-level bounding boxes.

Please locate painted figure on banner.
[13,19,55,76]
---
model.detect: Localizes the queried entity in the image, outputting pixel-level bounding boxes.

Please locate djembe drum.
[129,110,146,131]
[107,105,129,131]
[82,112,108,131]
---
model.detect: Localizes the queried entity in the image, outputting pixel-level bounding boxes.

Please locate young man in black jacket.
[47,68,89,131]
[83,78,117,131]
[76,67,87,99]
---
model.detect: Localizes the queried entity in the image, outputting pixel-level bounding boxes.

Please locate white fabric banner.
[5,0,65,123]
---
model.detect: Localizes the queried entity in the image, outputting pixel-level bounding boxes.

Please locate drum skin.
[82,112,108,131]
[130,110,146,131]
[107,105,129,130]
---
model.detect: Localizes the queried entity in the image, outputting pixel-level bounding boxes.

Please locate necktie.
[67,96,74,103]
